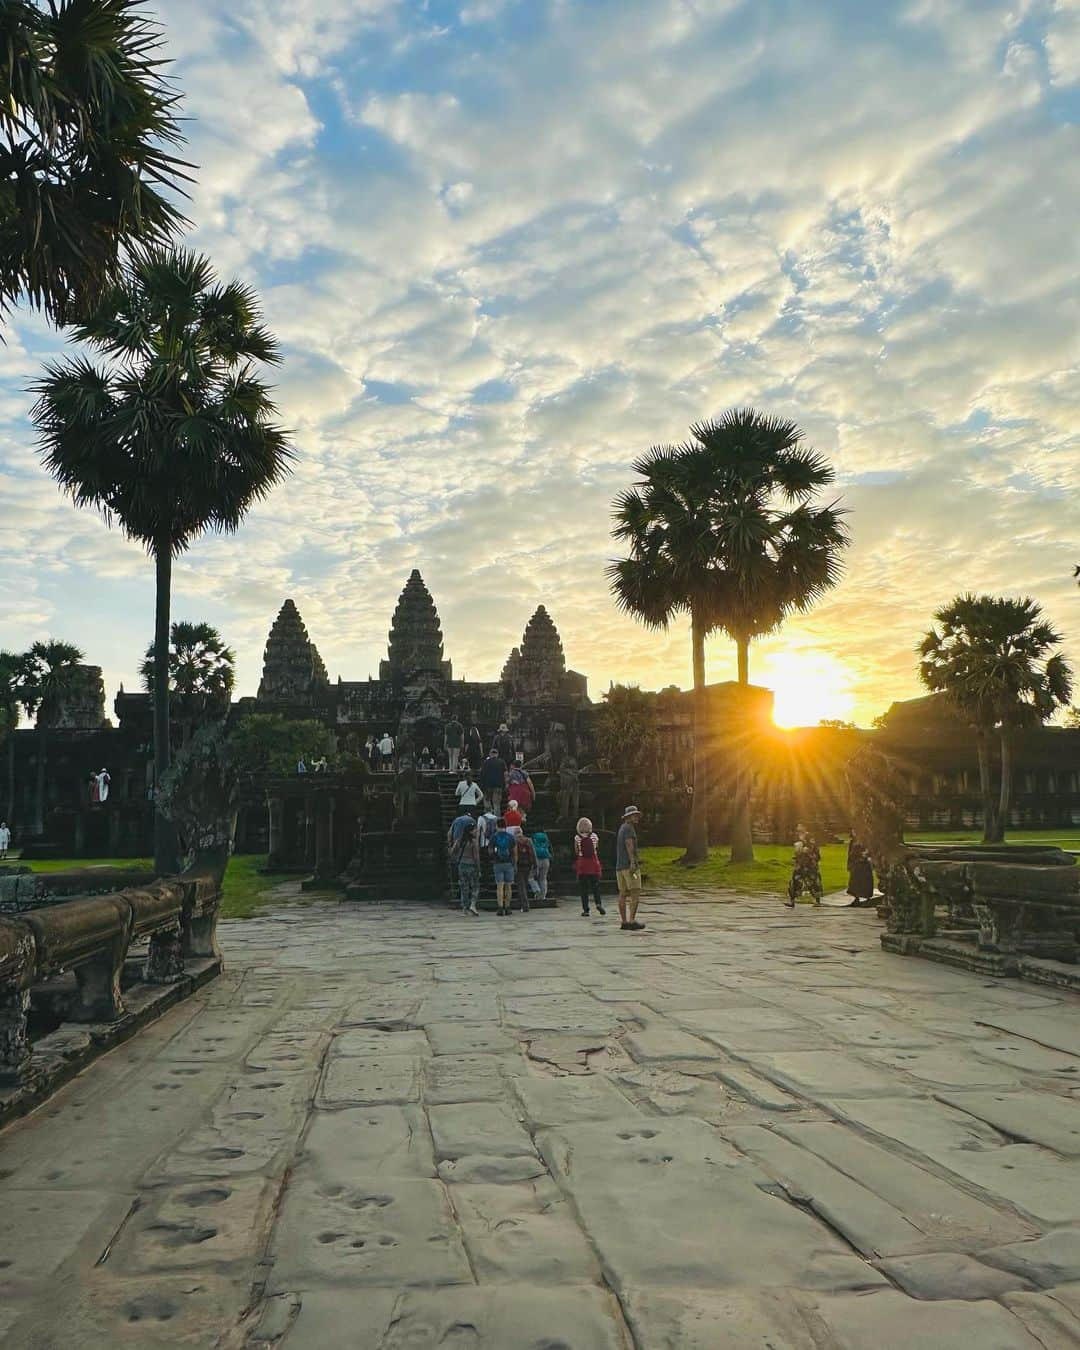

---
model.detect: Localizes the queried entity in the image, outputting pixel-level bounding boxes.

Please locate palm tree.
[1,0,188,327]
[609,410,849,863]
[0,651,23,825]
[139,621,235,745]
[18,639,85,836]
[31,249,292,873]
[919,595,1073,843]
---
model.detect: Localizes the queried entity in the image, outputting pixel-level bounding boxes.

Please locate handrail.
[0,867,222,1085]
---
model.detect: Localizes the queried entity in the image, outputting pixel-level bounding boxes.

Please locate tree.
[919,594,1073,843]
[593,685,661,782]
[17,639,84,836]
[1064,707,1080,729]
[31,249,292,874]
[608,409,848,864]
[0,651,23,826]
[229,714,334,784]
[1,0,188,327]
[139,621,235,745]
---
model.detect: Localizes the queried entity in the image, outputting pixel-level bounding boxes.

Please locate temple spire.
[379,571,452,683]
[502,605,586,703]
[257,599,330,704]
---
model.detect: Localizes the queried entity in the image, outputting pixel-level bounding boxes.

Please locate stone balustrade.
[0,868,222,1087]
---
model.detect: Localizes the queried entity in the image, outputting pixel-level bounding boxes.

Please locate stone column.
[267,794,284,864]
[314,793,336,881]
[0,987,31,1084]
[146,926,185,983]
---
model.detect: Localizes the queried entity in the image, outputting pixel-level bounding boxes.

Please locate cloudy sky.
[2,0,1078,726]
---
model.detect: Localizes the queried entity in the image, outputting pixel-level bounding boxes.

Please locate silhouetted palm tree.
[18,639,85,836]
[1,0,188,326]
[920,594,1073,843]
[609,410,848,864]
[139,621,235,745]
[31,249,292,872]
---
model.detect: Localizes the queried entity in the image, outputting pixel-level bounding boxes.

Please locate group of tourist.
[786,824,877,908]
[359,719,521,776]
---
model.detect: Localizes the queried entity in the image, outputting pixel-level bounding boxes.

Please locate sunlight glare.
[762,648,857,729]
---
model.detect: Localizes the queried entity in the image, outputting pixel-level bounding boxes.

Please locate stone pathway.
[2,888,1080,1347]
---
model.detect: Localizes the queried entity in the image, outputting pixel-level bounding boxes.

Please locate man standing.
[378,730,395,771]
[0,820,9,859]
[479,748,507,816]
[492,721,515,766]
[616,805,645,931]
[455,770,484,816]
[444,716,464,774]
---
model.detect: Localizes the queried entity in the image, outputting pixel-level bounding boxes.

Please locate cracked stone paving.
[3,887,1080,1348]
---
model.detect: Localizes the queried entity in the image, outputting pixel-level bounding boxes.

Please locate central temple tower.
[378,570,453,684]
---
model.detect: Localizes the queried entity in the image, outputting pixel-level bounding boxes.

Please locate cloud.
[1,0,1077,726]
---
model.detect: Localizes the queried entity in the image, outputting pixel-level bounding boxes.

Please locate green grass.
[13,852,327,920]
[641,829,1080,897]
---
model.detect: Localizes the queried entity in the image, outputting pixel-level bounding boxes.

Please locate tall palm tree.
[18,639,85,836]
[31,249,292,873]
[139,621,235,745]
[1,0,188,327]
[609,410,848,864]
[0,651,23,826]
[920,595,1073,843]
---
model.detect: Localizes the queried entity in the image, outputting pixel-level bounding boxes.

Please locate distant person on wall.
[507,758,535,813]
[574,816,605,917]
[444,717,464,774]
[378,731,395,771]
[786,824,823,908]
[452,817,481,916]
[417,746,435,772]
[89,767,111,803]
[491,818,518,916]
[515,830,537,912]
[0,821,10,859]
[296,757,308,774]
[846,833,875,906]
[363,735,377,769]
[456,771,485,816]
[480,748,507,816]
[616,806,645,931]
[532,829,552,901]
[492,722,515,765]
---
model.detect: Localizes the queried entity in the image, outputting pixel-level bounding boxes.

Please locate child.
[532,829,552,901]
[490,818,518,916]
[574,816,605,917]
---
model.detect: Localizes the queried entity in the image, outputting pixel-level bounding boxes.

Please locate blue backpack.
[533,831,552,860]
[492,829,515,863]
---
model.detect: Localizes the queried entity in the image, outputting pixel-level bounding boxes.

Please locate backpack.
[492,829,514,863]
[578,833,597,861]
[451,825,475,863]
[533,832,551,860]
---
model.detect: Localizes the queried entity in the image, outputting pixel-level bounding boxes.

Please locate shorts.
[493,862,515,884]
[617,867,642,897]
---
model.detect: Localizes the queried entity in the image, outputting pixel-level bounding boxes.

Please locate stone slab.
[300,1104,436,1179]
[876,1251,1034,1301]
[451,1182,601,1283]
[423,1053,513,1104]
[973,1011,1080,1057]
[984,1229,1080,1288]
[937,1091,1080,1156]
[318,1054,422,1108]
[268,1175,471,1290]
[747,1051,916,1100]
[428,1100,536,1160]
[873,1047,1021,1089]
[809,1289,1043,1348]
[329,1028,431,1059]
[621,1286,820,1348]
[110,1176,274,1273]
[424,1021,517,1056]
[512,1073,640,1129]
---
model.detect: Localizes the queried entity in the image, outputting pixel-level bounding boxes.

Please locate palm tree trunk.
[729,636,755,864]
[996,729,1012,842]
[976,731,998,843]
[153,540,179,874]
[681,611,709,864]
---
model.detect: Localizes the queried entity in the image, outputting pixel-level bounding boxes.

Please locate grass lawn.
[12,853,332,920]
[641,829,1080,897]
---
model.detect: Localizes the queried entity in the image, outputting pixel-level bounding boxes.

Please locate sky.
[1,0,1078,728]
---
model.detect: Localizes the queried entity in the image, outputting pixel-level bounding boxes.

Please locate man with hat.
[491,722,515,766]
[616,806,645,931]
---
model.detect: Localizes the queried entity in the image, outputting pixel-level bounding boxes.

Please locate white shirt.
[378,736,394,755]
[456,780,484,805]
[0,826,9,848]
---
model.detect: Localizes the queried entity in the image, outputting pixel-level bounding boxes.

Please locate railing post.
[146,924,185,983]
[0,986,31,1084]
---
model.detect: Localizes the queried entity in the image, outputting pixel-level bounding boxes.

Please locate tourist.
[296,756,308,774]
[478,805,499,859]
[504,800,524,833]
[0,821,9,859]
[448,808,480,910]
[616,805,645,931]
[507,758,535,812]
[532,829,552,901]
[492,721,515,765]
[479,747,507,816]
[453,817,481,916]
[491,818,518,916]
[574,816,605,917]
[417,745,435,772]
[786,823,823,908]
[466,722,484,776]
[846,833,875,906]
[515,830,536,912]
[456,770,484,815]
[363,734,377,768]
[444,716,464,774]
[378,730,395,771]
[311,755,328,773]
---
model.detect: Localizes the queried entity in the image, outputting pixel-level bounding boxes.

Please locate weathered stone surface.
[748,1050,915,1100]
[621,1287,819,1348]
[873,1047,1021,1088]
[425,1021,516,1055]
[808,1290,1043,1348]
[984,1230,1080,1287]
[329,1028,430,1059]
[318,1053,422,1107]
[427,1100,535,1160]
[113,1177,275,1273]
[452,1182,601,1283]
[437,1153,548,1184]
[268,1175,471,1289]
[512,1073,640,1128]
[937,1090,1080,1156]
[973,1010,1080,1056]
[537,1117,884,1293]
[301,1104,436,1178]
[876,1252,1034,1301]
[1003,1290,1080,1349]
[423,1053,512,1104]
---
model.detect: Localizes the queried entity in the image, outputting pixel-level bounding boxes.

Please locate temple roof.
[380,570,452,683]
[257,599,330,703]
[519,605,566,675]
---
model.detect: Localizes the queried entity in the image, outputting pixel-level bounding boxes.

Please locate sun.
[760,648,857,729]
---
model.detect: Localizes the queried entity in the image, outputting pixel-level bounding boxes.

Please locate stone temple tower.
[502,605,587,704]
[257,599,330,705]
[379,570,452,684]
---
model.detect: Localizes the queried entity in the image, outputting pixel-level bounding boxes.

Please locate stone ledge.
[1015,956,1080,992]
[0,957,221,1131]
